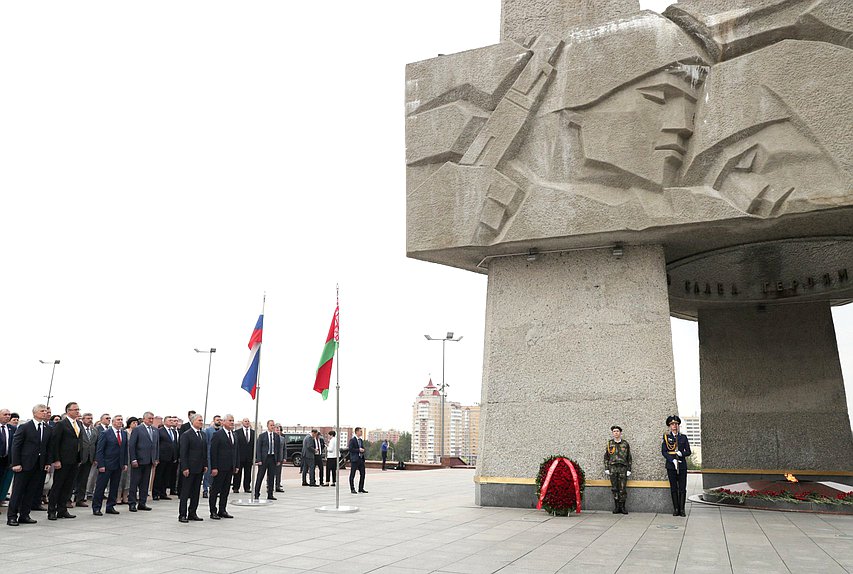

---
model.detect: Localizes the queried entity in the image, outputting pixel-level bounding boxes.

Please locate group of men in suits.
[0,403,254,525]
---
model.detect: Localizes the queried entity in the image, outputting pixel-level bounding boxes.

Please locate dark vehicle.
[284,433,307,467]
[285,432,351,469]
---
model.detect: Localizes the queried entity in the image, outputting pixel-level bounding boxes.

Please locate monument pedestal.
[474,245,678,512]
[699,302,853,489]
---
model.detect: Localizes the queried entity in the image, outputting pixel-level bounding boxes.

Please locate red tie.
[117,430,122,445]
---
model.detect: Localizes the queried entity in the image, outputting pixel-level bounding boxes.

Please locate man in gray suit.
[128,411,159,512]
[86,413,111,500]
[301,430,319,487]
[74,412,96,506]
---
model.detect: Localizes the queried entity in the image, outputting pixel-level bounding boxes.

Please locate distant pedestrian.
[381,439,389,471]
[603,425,631,514]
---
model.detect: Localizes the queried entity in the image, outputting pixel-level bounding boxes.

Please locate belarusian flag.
[313,305,339,400]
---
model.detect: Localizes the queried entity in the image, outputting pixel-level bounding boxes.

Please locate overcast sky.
[1,1,851,433]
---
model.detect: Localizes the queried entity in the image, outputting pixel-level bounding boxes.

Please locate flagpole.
[317,284,358,514]
[335,285,340,509]
[251,292,266,500]
[234,292,273,507]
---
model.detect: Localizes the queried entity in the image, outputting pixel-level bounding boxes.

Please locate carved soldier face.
[572,70,699,188]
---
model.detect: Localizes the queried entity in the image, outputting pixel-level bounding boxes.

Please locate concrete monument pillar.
[405,0,853,511]
[699,301,853,488]
[475,245,677,511]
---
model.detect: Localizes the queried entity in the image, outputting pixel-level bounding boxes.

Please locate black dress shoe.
[275,487,284,492]
[178,516,189,523]
[93,511,103,516]
[129,504,137,512]
[218,512,234,519]
[48,512,57,521]
[7,518,18,526]
[309,484,319,487]
[202,492,208,498]
[210,512,221,520]
[106,508,120,515]
[321,483,328,487]
[301,482,309,486]
[358,490,369,494]
[232,489,239,494]
[58,511,76,519]
[351,490,358,494]
[188,514,203,521]
[267,495,277,500]
[31,505,46,512]
[137,505,152,511]
[159,496,172,501]
[18,516,36,524]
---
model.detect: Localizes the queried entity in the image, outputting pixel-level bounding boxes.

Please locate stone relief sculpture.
[406,1,853,263]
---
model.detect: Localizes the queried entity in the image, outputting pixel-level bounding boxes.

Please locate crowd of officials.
[0,402,369,526]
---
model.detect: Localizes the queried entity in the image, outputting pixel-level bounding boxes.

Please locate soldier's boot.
[671,492,679,516]
[612,498,620,514]
[620,499,628,515]
[679,492,687,517]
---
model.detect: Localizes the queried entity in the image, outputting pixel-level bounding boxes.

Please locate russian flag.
[241,315,263,399]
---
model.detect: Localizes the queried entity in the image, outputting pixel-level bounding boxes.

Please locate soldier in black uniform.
[603,425,632,514]
[661,415,691,516]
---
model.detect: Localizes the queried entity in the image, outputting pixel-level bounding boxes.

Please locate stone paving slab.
[2,470,852,573]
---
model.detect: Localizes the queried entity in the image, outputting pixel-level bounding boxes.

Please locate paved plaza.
[2,468,852,573]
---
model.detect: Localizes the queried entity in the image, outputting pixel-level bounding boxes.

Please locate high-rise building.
[411,379,480,464]
[681,416,701,447]
[368,429,402,444]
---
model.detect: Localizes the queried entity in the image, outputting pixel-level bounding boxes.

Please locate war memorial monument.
[405,0,853,512]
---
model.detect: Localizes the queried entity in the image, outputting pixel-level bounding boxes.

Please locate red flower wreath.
[535,455,585,516]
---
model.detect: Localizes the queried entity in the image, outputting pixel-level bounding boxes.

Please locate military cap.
[666,415,681,426]
[610,425,622,432]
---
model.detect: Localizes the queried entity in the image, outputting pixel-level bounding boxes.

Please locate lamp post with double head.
[38,359,60,408]
[194,348,216,426]
[424,332,463,463]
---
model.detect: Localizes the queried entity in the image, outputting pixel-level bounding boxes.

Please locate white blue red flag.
[241,315,263,399]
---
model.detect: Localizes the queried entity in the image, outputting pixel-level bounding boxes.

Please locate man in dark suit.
[209,414,239,520]
[128,410,159,512]
[7,404,52,526]
[154,415,179,500]
[316,434,327,487]
[92,414,128,516]
[348,427,368,494]
[254,419,282,500]
[74,411,96,507]
[0,408,13,509]
[179,414,207,523]
[232,417,254,494]
[176,410,196,497]
[47,402,83,520]
[662,415,692,517]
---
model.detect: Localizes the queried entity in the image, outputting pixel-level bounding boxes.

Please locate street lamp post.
[39,359,60,408]
[424,332,463,463]
[194,348,216,425]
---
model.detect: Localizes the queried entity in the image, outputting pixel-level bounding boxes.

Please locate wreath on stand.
[535,455,585,516]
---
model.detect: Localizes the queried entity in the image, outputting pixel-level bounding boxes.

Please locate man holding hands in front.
[208,414,239,520]
[92,414,128,516]
[7,404,52,526]
[128,411,159,512]
[179,414,207,523]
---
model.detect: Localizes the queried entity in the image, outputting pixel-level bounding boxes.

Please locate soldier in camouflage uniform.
[603,425,632,514]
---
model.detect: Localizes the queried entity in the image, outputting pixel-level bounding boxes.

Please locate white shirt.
[326,437,338,458]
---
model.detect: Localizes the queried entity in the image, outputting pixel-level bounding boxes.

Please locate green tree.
[393,432,412,462]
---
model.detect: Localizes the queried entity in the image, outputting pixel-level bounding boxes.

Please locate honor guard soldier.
[603,425,632,514]
[661,415,691,516]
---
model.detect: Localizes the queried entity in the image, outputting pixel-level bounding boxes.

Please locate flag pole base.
[315,505,359,513]
[232,498,274,506]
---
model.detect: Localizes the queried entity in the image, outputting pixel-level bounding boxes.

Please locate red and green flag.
[313,305,339,400]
